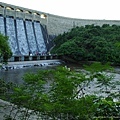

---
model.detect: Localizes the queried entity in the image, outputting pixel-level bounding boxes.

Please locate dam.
[1,2,120,61]
[0,2,54,57]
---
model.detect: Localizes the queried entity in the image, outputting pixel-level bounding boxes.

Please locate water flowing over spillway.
[16,18,29,55]
[0,16,48,56]
[0,16,5,35]
[6,17,18,55]
[25,20,37,54]
[33,22,47,54]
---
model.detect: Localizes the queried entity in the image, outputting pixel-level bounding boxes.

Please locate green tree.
[56,39,86,60]
[51,24,120,64]
[0,33,12,63]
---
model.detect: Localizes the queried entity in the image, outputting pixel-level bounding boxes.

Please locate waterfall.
[25,20,37,55]
[34,21,47,54]
[0,16,5,35]
[6,17,18,55]
[16,18,29,55]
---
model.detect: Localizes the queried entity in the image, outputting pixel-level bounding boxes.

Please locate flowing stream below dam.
[0,63,120,97]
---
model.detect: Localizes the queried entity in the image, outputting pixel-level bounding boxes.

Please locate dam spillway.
[0,15,48,56]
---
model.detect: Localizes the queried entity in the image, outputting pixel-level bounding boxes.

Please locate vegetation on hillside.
[51,24,120,64]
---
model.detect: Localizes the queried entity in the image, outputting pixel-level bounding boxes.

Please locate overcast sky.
[0,0,120,20]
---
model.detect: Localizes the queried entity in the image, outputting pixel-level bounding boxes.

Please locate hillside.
[51,24,120,64]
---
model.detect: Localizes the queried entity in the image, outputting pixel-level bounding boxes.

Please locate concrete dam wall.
[1,2,120,56]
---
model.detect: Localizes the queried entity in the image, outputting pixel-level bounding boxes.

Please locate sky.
[0,0,120,20]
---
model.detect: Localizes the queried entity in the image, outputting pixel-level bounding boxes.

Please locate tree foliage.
[0,33,12,63]
[51,24,120,64]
